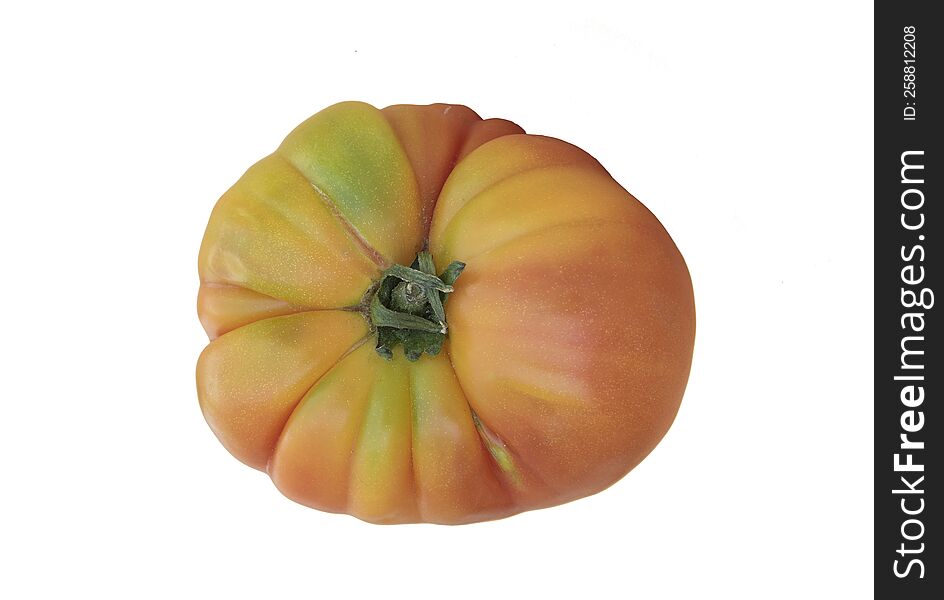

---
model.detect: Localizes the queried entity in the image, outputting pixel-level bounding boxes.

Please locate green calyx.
[366,250,465,361]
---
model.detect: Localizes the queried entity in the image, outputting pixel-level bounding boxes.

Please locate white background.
[0,1,873,598]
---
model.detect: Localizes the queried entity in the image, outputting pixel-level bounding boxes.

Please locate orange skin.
[197,102,695,524]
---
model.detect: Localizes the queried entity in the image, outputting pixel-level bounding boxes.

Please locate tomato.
[196,101,695,524]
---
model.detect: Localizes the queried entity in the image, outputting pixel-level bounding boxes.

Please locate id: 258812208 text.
[903,26,917,120]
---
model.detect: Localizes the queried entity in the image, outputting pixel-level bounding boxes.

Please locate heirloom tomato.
[196,101,695,524]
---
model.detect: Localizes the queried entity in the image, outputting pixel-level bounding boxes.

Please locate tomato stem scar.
[362,250,465,361]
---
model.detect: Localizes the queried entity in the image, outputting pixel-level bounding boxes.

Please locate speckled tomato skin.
[196,102,695,524]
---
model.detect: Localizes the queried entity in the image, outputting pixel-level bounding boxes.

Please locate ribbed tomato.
[196,101,695,524]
